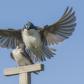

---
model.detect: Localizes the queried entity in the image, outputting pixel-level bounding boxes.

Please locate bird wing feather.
[37,7,76,46]
[0,29,22,49]
[20,51,34,64]
[10,52,15,61]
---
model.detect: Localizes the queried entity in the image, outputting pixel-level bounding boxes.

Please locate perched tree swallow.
[0,7,76,62]
[10,42,38,74]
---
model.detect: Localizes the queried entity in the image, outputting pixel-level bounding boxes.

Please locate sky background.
[0,0,84,84]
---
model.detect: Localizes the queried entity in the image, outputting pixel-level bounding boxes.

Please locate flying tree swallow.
[0,7,76,62]
[10,42,38,74]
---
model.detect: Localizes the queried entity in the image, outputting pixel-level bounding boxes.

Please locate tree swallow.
[0,7,76,62]
[10,42,38,74]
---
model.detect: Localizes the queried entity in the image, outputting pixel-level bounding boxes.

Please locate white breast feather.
[22,29,42,60]
[12,49,31,66]
[22,29,42,50]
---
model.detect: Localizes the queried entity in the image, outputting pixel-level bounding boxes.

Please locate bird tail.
[33,72,39,75]
[26,46,56,63]
[41,46,56,61]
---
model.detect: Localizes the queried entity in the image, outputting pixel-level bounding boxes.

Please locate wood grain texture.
[19,73,31,84]
[4,64,44,76]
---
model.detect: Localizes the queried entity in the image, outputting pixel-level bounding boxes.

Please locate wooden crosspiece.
[4,64,44,84]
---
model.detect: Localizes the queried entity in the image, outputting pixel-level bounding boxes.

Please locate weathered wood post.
[4,64,44,84]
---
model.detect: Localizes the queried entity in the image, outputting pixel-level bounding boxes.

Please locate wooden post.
[4,64,44,84]
[19,73,31,84]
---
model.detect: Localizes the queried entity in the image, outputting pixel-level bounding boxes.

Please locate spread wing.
[26,46,56,63]
[0,29,22,49]
[37,7,76,46]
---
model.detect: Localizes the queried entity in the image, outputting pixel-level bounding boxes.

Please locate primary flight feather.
[0,7,76,62]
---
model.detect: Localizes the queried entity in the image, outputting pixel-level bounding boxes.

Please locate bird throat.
[22,29,42,52]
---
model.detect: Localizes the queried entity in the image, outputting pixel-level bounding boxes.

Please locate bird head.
[17,42,25,49]
[24,22,36,30]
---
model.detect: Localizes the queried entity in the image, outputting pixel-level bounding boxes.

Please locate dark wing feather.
[10,52,15,61]
[37,7,76,46]
[20,51,34,64]
[26,46,56,63]
[0,29,22,49]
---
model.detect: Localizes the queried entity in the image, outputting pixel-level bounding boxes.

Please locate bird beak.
[27,28,30,30]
